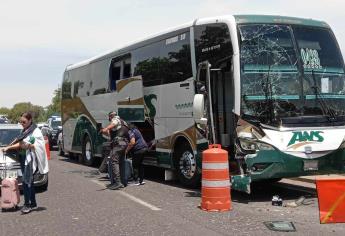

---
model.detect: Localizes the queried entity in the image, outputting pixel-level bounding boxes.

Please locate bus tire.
[173,141,201,188]
[82,135,95,166]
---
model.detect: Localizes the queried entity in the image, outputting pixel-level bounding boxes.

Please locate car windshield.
[0,129,21,146]
[51,120,61,129]
[239,24,345,126]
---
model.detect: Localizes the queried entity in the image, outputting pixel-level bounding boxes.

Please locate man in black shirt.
[126,124,148,185]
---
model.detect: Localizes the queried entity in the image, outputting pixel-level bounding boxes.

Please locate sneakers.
[30,204,38,211]
[21,205,32,214]
[107,182,124,190]
[133,181,146,186]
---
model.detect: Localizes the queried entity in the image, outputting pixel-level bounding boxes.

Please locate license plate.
[0,170,18,179]
[303,160,318,171]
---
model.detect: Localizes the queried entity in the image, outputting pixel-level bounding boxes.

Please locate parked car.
[41,116,62,149]
[37,122,47,129]
[0,124,48,191]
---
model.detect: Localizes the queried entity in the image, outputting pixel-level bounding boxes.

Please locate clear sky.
[1,0,344,108]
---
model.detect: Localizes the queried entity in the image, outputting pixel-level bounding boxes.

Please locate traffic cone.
[44,136,51,160]
[201,144,231,212]
[316,178,345,223]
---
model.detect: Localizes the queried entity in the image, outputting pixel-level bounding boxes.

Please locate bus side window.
[123,58,131,79]
[109,55,132,91]
[110,61,121,92]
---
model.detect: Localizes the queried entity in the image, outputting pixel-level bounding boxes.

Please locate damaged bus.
[61,15,345,193]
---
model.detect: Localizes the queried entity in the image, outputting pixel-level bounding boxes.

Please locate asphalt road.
[1,151,344,236]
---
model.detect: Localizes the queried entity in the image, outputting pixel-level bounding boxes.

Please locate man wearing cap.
[100,111,130,190]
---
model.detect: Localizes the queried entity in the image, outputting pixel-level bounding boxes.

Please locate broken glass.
[239,24,345,126]
[240,24,300,124]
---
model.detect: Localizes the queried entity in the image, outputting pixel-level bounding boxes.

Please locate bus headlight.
[239,138,275,152]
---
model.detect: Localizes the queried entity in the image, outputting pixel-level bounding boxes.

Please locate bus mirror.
[193,94,207,125]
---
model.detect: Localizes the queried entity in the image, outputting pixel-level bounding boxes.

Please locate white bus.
[61,15,345,193]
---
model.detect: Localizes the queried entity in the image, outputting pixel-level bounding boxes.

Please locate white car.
[0,124,48,191]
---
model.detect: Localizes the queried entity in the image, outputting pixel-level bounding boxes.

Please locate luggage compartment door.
[116,75,145,122]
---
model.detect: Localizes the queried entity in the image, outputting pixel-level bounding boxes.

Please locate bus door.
[116,75,145,122]
[194,23,234,150]
[210,60,235,151]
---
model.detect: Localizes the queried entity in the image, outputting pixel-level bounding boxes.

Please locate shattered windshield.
[294,26,345,118]
[239,24,345,126]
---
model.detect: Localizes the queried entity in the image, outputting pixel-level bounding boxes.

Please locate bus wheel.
[82,135,95,166]
[174,142,200,188]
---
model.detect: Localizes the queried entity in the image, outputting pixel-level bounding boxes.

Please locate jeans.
[132,148,147,183]
[20,154,37,207]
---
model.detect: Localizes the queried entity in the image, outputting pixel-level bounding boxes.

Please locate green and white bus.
[61,15,345,193]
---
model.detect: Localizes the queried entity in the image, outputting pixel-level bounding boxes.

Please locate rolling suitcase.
[120,156,133,186]
[1,153,20,211]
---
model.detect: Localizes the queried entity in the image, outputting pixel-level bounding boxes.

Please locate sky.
[0,0,344,108]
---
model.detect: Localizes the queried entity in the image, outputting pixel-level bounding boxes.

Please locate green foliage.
[44,88,61,120]
[3,86,61,123]
[0,107,11,115]
[8,102,45,123]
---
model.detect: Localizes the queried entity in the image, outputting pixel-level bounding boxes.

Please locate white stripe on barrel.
[202,162,228,170]
[202,180,231,188]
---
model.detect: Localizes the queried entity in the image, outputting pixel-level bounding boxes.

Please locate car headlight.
[239,138,275,152]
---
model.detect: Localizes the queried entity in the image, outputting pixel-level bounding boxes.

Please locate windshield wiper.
[311,70,337,121]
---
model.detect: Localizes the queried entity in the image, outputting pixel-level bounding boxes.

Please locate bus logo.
[288,131,324,146]
[144,94,157,118]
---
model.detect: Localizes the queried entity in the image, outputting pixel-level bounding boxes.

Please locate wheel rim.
[85,140,92,161]
[179,150,196,179]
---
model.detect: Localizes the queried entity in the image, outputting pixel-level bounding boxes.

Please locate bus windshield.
[239,24,345,126]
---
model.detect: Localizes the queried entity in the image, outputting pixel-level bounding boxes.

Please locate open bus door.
[116,75,145,122]
[194,61,251,193]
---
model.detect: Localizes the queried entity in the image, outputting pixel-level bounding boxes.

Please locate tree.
[8,102,45,123]
[44,87,61,120]
[0,107,10,115]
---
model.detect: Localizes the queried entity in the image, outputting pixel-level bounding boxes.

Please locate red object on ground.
[201,144,231,212]
[44,136,51,160]
[316,178,345,223]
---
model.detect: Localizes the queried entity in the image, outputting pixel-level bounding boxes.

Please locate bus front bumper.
[231,148,345,193]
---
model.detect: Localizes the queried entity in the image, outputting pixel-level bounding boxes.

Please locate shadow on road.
[56,155,316,204]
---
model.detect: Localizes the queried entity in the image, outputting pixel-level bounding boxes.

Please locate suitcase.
[107,156,114,185]
[1,152,20,211]
[121,157,133,186]
[1,177,20,211]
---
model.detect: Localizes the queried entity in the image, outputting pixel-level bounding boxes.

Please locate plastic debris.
[264,221,296,232]
[272,195,283,206]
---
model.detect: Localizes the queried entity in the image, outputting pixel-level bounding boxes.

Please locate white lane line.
[91,179,161,211]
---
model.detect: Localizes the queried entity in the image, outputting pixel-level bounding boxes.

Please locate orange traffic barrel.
[316,178,345,223]
[44,136,51,160]
[201,144,231,212]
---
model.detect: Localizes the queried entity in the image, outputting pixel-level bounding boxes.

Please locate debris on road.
[264,221,296,232]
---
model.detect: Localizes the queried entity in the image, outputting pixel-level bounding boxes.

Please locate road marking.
[91,179,161,211]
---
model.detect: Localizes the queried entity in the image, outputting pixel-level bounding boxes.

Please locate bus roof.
[66,14,331,71]
[234,15,330,28]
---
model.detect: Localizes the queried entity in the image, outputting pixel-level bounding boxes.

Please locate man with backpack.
[126,123,148,186]
[100,111,129,190]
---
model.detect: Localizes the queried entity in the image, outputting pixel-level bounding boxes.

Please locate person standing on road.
[100,111,129,190]
[126,123,148,186]
[1,112,49,214]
